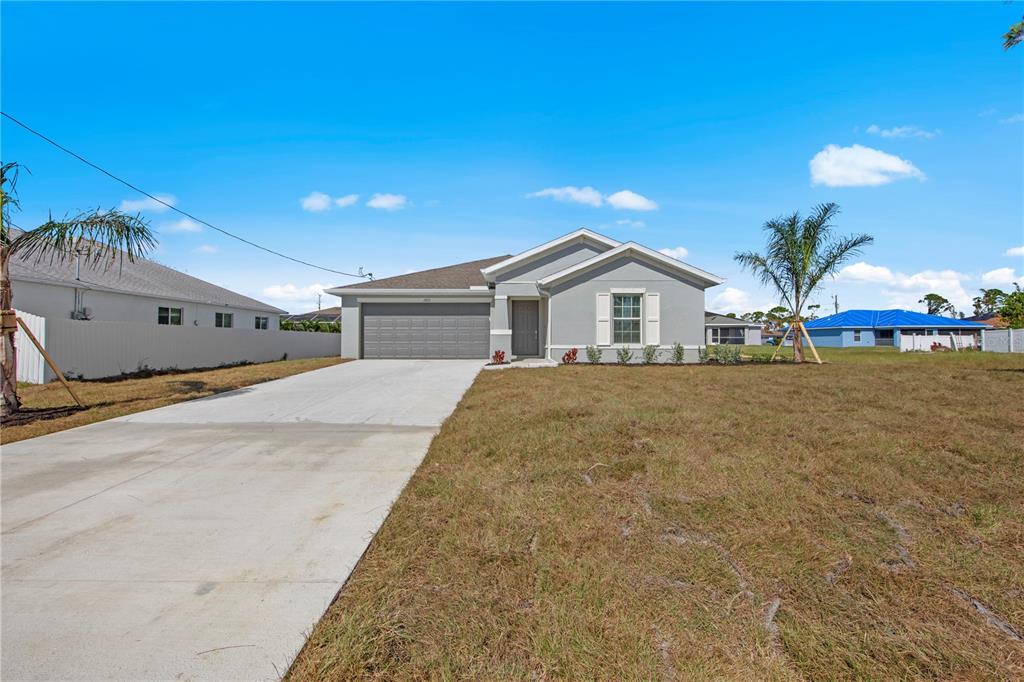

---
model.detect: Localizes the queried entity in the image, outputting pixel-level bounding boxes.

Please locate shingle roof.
[804,309,986,329]
[8,251,287,314]
[283,306,341,322]
[705,312,759,327]
[337,255,511,290]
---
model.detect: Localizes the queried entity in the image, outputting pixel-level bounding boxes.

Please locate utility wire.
[2,111,371,280]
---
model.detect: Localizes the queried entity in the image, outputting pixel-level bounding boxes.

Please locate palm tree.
[1,162,155,415]
[735,203,873,363]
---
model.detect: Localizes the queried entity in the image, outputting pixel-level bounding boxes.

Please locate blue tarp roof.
[804,309,987,329]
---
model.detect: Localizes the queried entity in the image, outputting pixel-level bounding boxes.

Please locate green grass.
[290,349,1024,679]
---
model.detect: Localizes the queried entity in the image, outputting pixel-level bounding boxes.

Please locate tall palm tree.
[1,162,155,415]
[735,203,873,363]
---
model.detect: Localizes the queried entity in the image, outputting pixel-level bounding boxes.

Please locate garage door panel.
[362,303,490,359]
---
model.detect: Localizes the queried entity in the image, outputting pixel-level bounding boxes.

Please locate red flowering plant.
[561,347,578,364]
[491,350,506,364]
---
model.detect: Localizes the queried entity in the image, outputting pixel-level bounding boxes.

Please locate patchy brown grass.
[2,357,346,443]
[291,350,1024,680]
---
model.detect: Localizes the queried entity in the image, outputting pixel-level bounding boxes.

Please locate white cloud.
[835,261,972,310]
[193,244,218,255]
[606,190,658,211]
[527,185,604,207]
[119,194,177,213]
[981,267,1018,286]
[1000,113,1024,125]
[301,191,360,211]
[261,283,330,313]
[658,246,689,260]
[366,193,408,211]
[865,124,940,139]
[162,218,202,233]
[262,283,328,301]
[809,144,925,187]
[300,191,332,212]
[710,287,750,312]
[1006,246,1024,257]
[527,186,658,211]
[616,219,646,228]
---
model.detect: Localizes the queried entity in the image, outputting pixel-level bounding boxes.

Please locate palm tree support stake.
[13,313,84,407]
[770,320,822,365]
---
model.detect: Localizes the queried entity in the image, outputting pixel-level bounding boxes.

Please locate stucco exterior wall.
[547,256,706,362]
[339,296,361,358]
[11,279,280,330]
[494,242,607,283]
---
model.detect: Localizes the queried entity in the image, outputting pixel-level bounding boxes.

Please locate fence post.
[1011,328,1015,353]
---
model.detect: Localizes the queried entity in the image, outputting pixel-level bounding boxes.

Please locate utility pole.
[317,293,321,310]
[833,294,839,315]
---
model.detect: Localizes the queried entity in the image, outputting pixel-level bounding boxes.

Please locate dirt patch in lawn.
[290,349,1024,680]
[2,356,347,443]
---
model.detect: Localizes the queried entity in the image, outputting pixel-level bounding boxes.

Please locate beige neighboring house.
[9,251,285,330]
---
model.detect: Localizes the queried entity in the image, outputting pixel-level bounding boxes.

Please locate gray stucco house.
[327,228,724,362]
[9,248,286,329]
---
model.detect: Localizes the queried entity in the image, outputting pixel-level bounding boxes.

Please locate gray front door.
[511,300,540,356]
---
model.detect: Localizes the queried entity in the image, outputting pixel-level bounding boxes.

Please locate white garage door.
[361,303,490,359]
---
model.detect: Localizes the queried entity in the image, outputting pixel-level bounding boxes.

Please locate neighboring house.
[283,306,341,324]
[803,309,987,347]
[9,250,285,329]
[705,312,762,345]
[327,228,724,362]
[965,312,1009,329]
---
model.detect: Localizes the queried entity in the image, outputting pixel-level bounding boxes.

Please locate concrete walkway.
[1,359,482,681]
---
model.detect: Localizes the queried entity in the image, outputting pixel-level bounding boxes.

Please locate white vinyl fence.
[14,310,47,384]
[900,333,979,352]
[14,312,341,383]
[981,328,1024,353]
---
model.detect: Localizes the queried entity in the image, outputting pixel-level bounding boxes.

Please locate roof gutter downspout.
[543,289,552,362]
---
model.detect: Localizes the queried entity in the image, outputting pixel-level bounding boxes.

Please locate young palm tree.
[1,162,155,415]
[734,203,873,363]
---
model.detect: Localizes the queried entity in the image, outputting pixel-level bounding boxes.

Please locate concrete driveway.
[1,359,482,681]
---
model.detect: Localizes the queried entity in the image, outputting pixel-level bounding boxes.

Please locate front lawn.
[2,356,347,443]
[291,349,1024,679]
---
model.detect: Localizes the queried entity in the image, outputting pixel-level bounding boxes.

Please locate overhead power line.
[1,111,371,280]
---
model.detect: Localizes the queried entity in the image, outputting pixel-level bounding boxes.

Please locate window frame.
[215,312,234,328]
[712,327,744,345]
[611,293,642,346]
[853,329,861,342]
[254,316,269,330]
[157,306,183,326]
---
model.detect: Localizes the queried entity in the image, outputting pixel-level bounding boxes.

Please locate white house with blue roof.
[803,309,988,348]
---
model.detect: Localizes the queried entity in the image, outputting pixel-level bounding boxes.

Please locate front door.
[511,300,540,356]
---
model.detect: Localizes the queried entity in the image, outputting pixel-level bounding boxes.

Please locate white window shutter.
[596,292,611,345]
[645,293,660,346]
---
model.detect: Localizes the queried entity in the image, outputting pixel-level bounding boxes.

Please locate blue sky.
[3,2,1022,314]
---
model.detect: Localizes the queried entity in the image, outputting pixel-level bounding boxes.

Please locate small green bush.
[585,345,601,364]
[642,345,658,364]
[698,346,709,363]
[616,347,634,364]
[748,349,773,363]
[714,344,742,365]
[671,342,686,364]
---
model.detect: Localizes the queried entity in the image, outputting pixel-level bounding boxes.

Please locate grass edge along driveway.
[290,349,1024,680]
[3,357,347,443]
